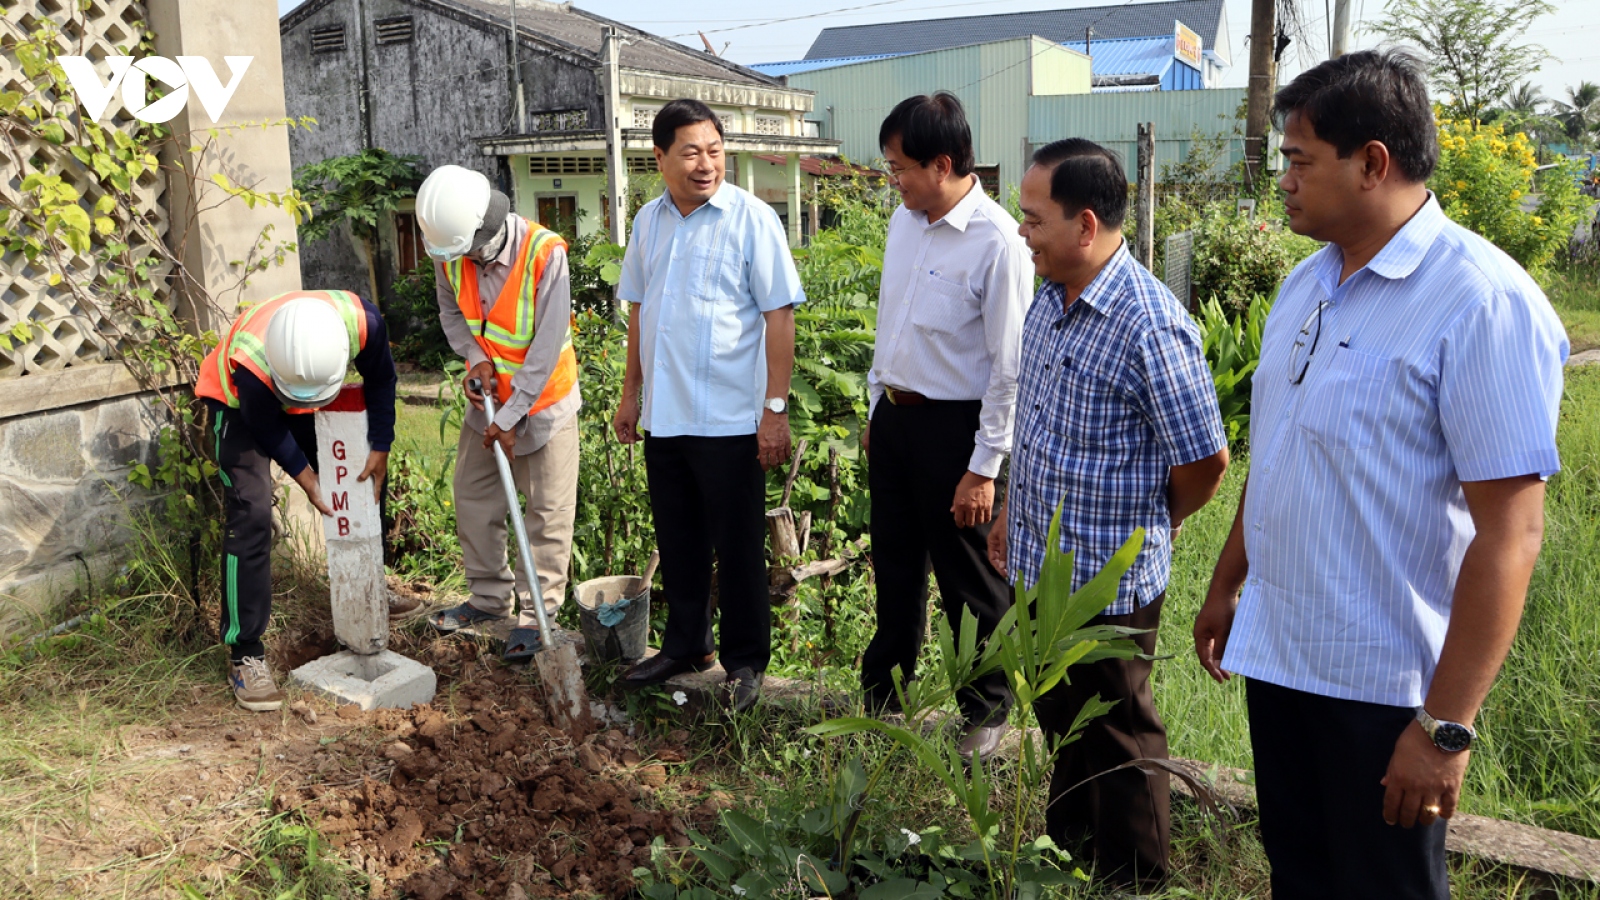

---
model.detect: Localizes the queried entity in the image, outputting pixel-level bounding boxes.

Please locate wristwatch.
[1415,707,1477,752]
[764,397,788,415]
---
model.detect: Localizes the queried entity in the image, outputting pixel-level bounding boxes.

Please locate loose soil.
[23,613,729,900]
[271,646,713,900]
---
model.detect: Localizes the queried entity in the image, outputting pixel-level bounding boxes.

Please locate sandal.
[428,602,507,633]
[503,627,542,661]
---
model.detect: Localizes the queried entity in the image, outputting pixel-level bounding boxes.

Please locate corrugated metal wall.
[1029,87,1248,181]
[788,37,1051,192]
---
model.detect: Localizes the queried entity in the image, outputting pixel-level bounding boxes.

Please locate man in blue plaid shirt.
[988,139,1229,888]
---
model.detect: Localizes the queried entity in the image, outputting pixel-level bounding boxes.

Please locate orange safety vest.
[442,218,577,415]
[194,290,368,413]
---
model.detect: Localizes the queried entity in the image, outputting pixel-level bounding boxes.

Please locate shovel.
[472,378,591,737]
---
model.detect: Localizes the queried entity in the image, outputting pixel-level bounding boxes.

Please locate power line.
[665,0,920,38]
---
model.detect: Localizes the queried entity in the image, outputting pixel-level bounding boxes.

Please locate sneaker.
[231,657,285,712]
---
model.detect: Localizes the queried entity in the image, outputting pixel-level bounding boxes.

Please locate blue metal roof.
[805,0,1225,61]
[1061,36,1174,78]
[751,54,905,76]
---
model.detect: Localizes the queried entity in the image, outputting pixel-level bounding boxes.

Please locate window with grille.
[627,156,659,174]
[718,114,735,133]
[632,106,658,129]
[374,15,414,45]
[311,24,346,53]
[528,156,603,176]
[754,116,785,136]
[528,109,588,132]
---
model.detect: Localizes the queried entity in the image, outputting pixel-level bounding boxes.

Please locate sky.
[276,0,1599,107]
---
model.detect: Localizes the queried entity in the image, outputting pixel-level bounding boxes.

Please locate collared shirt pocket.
[690,243,743,303]
[910,269,980,336]
[1051,365,1127,447]
[1297,346,1400,450]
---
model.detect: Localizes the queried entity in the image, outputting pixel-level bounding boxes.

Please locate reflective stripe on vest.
[443,219,577,416]
[194,290,367,412]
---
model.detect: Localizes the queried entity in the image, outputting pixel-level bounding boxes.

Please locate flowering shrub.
[1432,118,1589,277]
[1190,204,1320,314]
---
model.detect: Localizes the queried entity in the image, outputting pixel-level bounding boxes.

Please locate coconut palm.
[1554,81,1600,149]
[1494,83,1562,155]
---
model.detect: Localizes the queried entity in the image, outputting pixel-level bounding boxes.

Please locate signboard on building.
[1174,21,1204,69]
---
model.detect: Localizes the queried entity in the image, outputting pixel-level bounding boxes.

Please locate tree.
[1554,82,1600,151]
[294,149,425,306]
[1374,0,1554,124]
[1492,82,1562,159]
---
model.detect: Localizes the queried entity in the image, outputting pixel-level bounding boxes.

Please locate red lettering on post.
[332,492,348,512]
[337,517,350,537]
[336,465,348,482]
[332,440,346,461]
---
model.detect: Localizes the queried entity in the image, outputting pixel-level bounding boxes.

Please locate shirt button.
[1054,322,1064,330]
[1033,404,1041,410]
[1253,523,1262,531]
[1249,576,1261,586]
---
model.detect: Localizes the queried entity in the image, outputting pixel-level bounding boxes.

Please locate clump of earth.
[270,639,728,899]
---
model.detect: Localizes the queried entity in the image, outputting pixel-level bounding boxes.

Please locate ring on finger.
[1423,804,1441,817]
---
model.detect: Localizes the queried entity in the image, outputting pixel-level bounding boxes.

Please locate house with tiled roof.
[280,0,839,297]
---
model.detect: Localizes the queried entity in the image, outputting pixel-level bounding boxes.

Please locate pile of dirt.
[274,661,723,899]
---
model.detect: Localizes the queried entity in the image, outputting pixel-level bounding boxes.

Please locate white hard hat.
[415,165,509,261]
[264,297,351,408]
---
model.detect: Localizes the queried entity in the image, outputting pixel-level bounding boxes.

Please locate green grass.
[1546,262,1600,354]
[1155,365,1600,839]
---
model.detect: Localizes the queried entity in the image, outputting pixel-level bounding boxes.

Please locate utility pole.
[602,26,628,247]
[1136,122,1155,270]
[1243,0,1278,185]
[1330,0,1352,57]
[508,0,526,133]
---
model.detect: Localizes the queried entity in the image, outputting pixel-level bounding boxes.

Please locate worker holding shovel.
[196,291,397,711]
[417,165,581,663]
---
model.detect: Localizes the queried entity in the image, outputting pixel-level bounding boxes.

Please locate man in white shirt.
[861,92,1033,759]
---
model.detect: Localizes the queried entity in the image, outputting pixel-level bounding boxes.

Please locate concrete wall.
[283,0,600,301]
[0,396,164,633]
[1,0,307,632]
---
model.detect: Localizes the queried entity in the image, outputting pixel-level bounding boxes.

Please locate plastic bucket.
[574,574,650,663]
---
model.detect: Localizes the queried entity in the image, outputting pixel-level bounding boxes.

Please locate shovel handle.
[470,378,554,642]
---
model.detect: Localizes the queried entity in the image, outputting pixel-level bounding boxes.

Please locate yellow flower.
[1532,216,1544,227]
[1510,190,1522,201]
[1455,180,1467,190]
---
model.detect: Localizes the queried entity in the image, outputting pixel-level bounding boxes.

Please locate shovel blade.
[534,631,591,739]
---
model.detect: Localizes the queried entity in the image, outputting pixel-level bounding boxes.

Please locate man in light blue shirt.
[1193,51,1566,899]
[612,99,805,711]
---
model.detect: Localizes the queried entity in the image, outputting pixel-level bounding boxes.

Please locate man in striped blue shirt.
[989,139,1229,888]
[1194,50,1567,899]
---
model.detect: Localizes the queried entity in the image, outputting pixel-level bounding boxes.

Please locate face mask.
[470,221,509,263]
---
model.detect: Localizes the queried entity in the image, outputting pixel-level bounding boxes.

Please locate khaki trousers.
[453,414,579,627]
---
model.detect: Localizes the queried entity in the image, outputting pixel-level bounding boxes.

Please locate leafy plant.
[294,148,424,304]
[1189,206,1320,314]
[651,509,1149,898]
[1432,118,1591,278]
[387,261,455,371]
[1196,293,1273,447]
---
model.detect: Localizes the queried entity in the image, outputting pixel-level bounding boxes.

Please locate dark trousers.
[1035,595,1169,887]
[644,434,770,674]
[863,399,1013,726]
[1248,678,1449,900]
[209,402,319,663]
